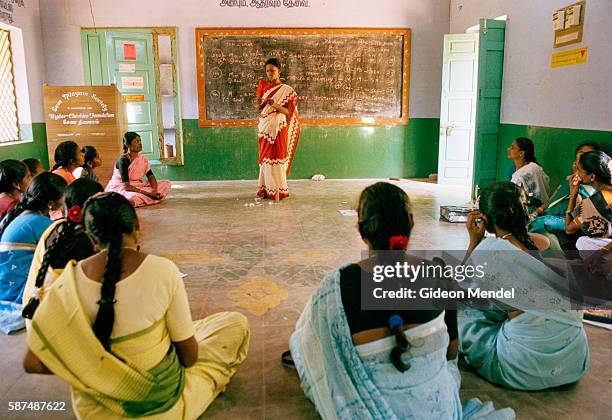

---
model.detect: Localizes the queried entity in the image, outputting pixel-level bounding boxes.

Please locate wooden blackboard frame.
[195,28,411,127]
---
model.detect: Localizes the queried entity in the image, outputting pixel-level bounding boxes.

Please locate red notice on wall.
[123,43,136,60]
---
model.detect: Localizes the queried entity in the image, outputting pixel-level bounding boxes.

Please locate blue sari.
[0,213,52,333]
[290,267,515,419]
[458,237,589,390]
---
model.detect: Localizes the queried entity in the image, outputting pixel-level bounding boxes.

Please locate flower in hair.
[67,205,82,223]
[389,235,408,250]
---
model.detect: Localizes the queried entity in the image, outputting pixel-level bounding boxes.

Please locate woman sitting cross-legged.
[0,173,67,334]
[290,182,514,419]
[23,192,249,419]
[459,182,589,390]
[22,178,104,323]
[105,132,171,207]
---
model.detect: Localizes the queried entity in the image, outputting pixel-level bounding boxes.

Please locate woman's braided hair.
[82,192,137,350]
[357,182,415,371]
[22,178,104,319]
[479,182,538,250]
[357,182,414,251]
[0,172,66,239]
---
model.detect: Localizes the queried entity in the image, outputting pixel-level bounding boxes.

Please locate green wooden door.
[472,19,506,197]
[106,31,159,161]
[81,29,160,161]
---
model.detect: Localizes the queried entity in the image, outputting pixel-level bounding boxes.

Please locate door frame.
[80,26,184,166]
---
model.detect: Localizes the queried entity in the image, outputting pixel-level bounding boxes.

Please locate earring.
[136,244,141,252]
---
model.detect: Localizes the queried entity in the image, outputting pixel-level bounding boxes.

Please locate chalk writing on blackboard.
[219,0,311,8]
[196,28,410,126]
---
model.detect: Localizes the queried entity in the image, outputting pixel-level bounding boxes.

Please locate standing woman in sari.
[256,58,300,201]
[0,173,66,333]
[105,132,172,207]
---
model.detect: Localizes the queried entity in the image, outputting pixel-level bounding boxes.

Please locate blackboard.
[196,28,410,127]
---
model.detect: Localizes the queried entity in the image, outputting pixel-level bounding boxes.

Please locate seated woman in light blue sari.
[459,182,589,390]
[290,182,514,419]
[0,172,66,333]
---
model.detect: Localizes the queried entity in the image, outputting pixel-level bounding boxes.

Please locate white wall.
[9,0,45,122]
[39,0,450,119]
[450,0,612,131]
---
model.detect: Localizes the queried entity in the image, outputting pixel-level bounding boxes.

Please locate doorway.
[437,19,506,198]
[81,27,183,165]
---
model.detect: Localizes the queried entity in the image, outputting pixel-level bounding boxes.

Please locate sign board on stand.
[43,85,127,186]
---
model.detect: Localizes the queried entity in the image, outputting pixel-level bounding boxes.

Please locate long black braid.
[479,182,539,250]
[83,192,137,351]
[0,173,66,239]
[389,314,411,372]
[23,178,103,319]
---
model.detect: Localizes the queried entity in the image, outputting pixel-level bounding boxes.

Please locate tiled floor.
[1,179,610,419]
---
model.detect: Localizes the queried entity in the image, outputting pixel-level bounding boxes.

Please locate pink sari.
[256,80,300,200]
[105,154,171,207]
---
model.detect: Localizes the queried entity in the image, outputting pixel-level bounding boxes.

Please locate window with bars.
[0,29,19,143]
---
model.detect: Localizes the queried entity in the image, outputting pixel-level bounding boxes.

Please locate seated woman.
[565,150,612,257]
[529,141,600,249]
[508,137,550,205]
[290,182,514,419]
[459,182,589,390]
[51,141,84,220]
[22,178,104,321]
[23,192,249,418]
[72,145,102,183]
[0,173,66,334]
[22,158,45,177]
[105,132,171,207]
[0,159,31,220]
[51,141,83,185]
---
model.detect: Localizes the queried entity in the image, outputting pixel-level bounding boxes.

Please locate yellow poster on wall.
[551,47,588,68]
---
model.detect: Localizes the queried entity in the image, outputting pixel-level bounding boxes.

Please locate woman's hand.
[145,191,161,200]
[569,173,582,197]
[467,211,486,246]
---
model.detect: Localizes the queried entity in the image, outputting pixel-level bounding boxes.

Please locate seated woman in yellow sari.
[23,192,250,419]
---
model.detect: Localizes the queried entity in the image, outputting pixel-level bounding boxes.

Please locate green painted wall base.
[0,123,49,168]
[498,124,611,188]
[4,121,609,187]
[156,118,440,180]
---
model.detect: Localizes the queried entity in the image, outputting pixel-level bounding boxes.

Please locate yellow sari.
[28,261,250,419]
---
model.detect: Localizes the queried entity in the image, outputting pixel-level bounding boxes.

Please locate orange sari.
[256,80,300,200]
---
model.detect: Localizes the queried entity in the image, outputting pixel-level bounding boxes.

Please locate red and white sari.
[257,80,300,200]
